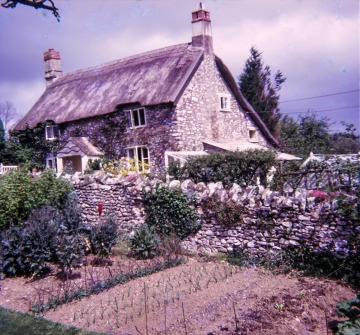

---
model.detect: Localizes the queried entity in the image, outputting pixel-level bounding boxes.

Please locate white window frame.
[46,153,57,170]
[126,146,150,172]
[126,108,146,128]
[217,93,231,112]
[45,125,59,140]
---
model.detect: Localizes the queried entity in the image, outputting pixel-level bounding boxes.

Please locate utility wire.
[280,89,359,103]
[282,105,359,115]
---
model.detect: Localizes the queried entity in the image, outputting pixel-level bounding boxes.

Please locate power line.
[282,105,359,115]
[280,89,359,103]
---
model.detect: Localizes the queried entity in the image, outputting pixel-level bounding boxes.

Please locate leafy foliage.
[0,118,5,153]
[0,199,86,278]
[0,169,73,230]
[238,47,286,137]
[92,113,127,160]
[4,122,60,169]
[280,113,332,157]
[169,150,276,188]
[202,197,245,226]
[130,224,160,259]
[88,215,119,257]
[331,294,360,335]
[143,185,201,239]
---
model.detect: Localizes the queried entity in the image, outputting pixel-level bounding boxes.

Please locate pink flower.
[309,190,329,201]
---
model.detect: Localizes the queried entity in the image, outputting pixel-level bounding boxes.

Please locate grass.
[0,307,109,335]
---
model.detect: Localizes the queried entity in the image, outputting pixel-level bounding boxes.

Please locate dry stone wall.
[72,173,359,255]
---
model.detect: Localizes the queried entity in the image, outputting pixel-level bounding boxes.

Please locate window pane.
[139,108,145,125]
[53,126,59,137]
[46,127,53,139]
[126,111,132,127]
[128,148,135,158]
[133,110,140,126]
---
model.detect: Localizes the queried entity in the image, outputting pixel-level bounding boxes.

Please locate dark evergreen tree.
[238,47,286,138]
[0,118,5,161]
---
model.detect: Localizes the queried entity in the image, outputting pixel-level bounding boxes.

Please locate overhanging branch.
[1,0,60,22]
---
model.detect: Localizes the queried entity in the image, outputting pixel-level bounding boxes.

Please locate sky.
[0,0,359,135]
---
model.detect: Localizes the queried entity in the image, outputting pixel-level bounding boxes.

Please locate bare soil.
[0,255,357,335]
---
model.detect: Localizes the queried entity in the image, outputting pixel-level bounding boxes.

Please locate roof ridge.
[50,42,193,87]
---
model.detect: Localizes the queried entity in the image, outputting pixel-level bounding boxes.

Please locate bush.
[169,149,276,188]
[0,198,86,278]
[143,185,201,239]
[0,169,74,231]
[331,293,360,335]
[130,224,160,259]
[201,197,245,226]
[88,215,119,257]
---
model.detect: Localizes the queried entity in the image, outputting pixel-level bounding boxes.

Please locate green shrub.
[130,224,160,259]
[331,293,360,335]
[169,149,276,188]
[202,197,245,226]
[0,198,86,278]
[0,226,25,277]
[55,233,86,274]
[0,169,73,231]
[143,185,201,239]
[88,215,119,257]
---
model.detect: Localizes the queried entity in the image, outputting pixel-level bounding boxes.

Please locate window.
[126,146,150,172]
[248,128,259,142]
[218,94,231,112]
[46,153,57,170]
[45,125,59,140]
[126,108,146,128]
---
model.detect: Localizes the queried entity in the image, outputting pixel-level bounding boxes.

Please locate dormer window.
[126,108,146,128]
[45,125,59,140]
[218,93,231,112]
[248,127,259,143]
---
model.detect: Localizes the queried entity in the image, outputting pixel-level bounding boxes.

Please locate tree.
[238,47,286,138]
[0,101,18,137]
[280,112,332,157]
[330,122,360,154]
[0,118,5,160]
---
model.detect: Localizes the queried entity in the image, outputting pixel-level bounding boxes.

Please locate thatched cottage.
[15,3,283,175]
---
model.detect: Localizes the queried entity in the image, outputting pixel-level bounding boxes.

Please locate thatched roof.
[14,41,279,147]
[15,43,203,130]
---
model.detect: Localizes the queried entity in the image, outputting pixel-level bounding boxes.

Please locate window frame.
[45,125,59,140]
[126,107,146,128]
[126,146,150,172]
[217,93,231,112]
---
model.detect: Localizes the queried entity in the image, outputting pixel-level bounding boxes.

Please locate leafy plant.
[130,224,160,259]
[169,150,276,188]
[0,169,74,230]
[143,185,201,239]
[202,197,245,226]
[331,293,360,335]
[88,215,119,257]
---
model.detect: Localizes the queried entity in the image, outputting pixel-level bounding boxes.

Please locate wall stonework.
[72,174,359,255]
[172,54,269,150]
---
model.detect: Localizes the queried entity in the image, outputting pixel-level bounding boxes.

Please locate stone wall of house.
[72,174,359,255]
[59,105,176,175]
[171,53,269,150]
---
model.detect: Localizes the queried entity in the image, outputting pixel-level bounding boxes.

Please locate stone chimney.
[191,2,213,53]
[44,49,62,88]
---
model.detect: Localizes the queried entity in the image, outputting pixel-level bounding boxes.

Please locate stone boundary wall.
[73,173,359,255]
